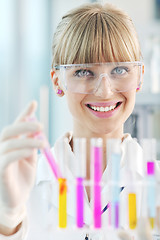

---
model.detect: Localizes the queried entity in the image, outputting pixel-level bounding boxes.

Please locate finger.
[0,122,43,141]
[117,229,132,240]
[137,217,152,240]
[156,206,160,230]
[14,100,37,123]
[0,138,45,155]
[0,148,36,169]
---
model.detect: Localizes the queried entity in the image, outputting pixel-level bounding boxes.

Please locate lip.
[85,101,122,119]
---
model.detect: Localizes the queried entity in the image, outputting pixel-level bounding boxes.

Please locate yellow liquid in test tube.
[58,178,67,228]
[128,193,137,229]
[149,218,154,229]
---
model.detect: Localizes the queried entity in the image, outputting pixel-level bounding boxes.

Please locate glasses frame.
[54,61,144,94]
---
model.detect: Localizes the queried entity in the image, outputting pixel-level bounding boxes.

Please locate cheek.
[65,93,84,117]
[123,91,136,113]
[126,90,136,102]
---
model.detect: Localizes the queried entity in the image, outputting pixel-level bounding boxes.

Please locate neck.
[73,120,124,139]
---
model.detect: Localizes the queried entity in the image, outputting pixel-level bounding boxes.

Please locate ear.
[50,69,65,96]
[50,69,59,89]
[136,64,144,92]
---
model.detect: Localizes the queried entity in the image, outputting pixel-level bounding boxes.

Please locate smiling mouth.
[86,102,122,112]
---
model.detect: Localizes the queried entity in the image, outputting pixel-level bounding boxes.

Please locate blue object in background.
[155,0,160,19]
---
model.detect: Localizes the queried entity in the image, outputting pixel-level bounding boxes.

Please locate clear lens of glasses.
[56,62,143,94]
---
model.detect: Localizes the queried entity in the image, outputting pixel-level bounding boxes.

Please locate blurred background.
[0,0,160,158]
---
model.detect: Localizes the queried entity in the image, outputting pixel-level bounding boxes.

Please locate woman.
[0,3,154,240]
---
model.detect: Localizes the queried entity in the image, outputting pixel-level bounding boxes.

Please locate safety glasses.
[55,62,143,94]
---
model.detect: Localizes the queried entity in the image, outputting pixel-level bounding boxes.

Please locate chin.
[91,124,120,136]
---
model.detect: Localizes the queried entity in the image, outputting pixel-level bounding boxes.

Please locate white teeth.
[90,104,116,112]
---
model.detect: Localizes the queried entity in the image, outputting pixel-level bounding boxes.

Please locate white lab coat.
[0,132,154,240]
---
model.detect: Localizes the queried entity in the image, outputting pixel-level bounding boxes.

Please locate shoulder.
[53,131,73,152]
[121,133,142,155]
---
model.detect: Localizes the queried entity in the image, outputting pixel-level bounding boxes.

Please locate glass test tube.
[126,141,137,230]
[107,139,121,229]
[91,138,102,229]
[58,178,67,228]
[74,138,86,228]
[58,138,67,228]
[142,139,156,229]
[40,135,62,179]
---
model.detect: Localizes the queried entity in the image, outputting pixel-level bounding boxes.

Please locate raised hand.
[0,101,45,230]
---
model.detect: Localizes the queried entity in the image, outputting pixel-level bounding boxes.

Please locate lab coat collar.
[121,134,144,178]
[35,132,144,185]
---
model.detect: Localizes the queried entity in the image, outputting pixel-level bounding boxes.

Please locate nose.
[94,73,114,98]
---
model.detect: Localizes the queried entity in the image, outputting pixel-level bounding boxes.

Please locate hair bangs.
[52,3,142,67]
[100,14,139,62]
[57,13,117,64]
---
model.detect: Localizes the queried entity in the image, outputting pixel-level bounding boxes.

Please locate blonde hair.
[52,3,142,67]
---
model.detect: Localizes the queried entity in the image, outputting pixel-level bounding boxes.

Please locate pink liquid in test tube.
[27,117,62,180]
[74,138,86,228]
[115,202,119,228]
[41,144,62,179]
[76,177,84,227]
[35,132,62,179]
[91,139,102,229]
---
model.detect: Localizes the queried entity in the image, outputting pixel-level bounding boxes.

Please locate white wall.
[98,0,154,24]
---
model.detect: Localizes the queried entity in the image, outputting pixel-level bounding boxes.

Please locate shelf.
[135,92,160,106]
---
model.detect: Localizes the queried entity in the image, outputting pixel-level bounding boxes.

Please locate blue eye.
[74,69,94,78]
[111,67,129,75]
